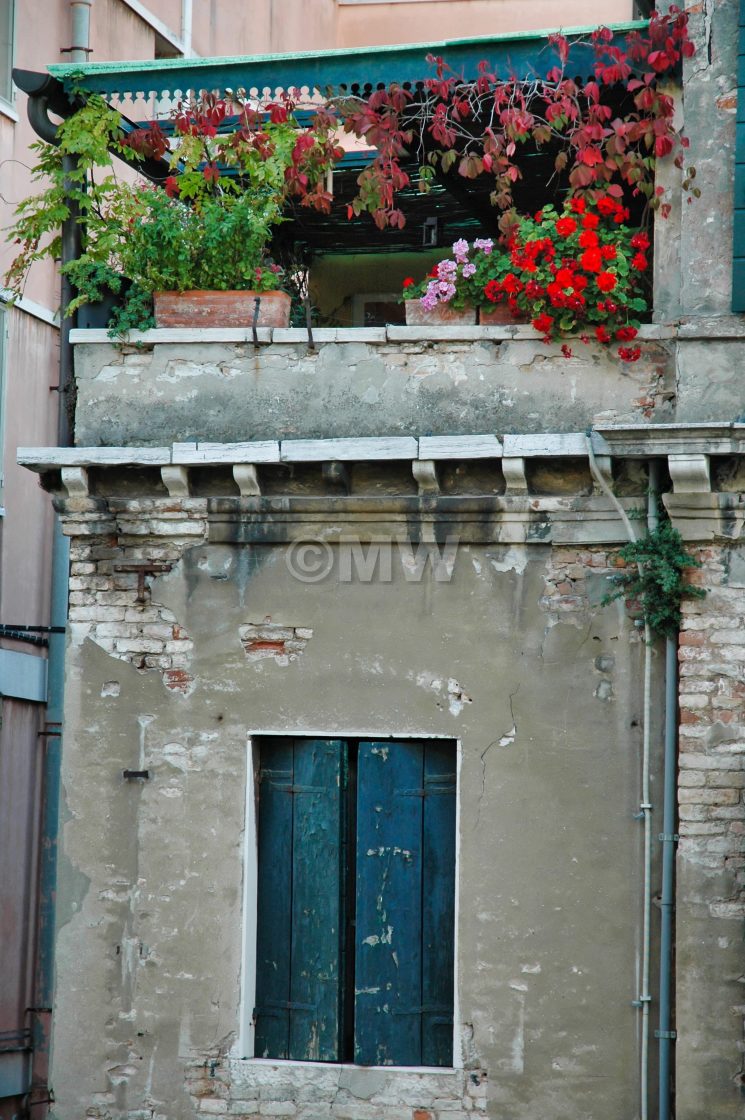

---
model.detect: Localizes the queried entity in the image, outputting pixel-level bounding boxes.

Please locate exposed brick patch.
[539,546,616,620]
[63,496,208,695]
[239,618,313,665]
[678,555,745,878]
[678,549,745,1092]
[716,91,738,111]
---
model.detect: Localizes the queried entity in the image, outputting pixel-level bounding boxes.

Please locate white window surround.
[0,292,59,329]
[0,98,18,122]
[237,732,463,1069]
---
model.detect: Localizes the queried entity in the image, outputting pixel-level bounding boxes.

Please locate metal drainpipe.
[69,1,93,63]
[638,460,660,1120]
[32,2,91,1105]
[658,634,678,1120]
[586,437,657,1120]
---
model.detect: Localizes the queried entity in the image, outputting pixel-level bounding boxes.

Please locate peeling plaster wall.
[50,503,656,1120]
[72,336,676,446]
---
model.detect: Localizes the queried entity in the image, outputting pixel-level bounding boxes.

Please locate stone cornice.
[20,426,745,545]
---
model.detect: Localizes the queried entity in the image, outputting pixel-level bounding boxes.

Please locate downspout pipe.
[69,1,93,64]
[658,635,678,1120]
[29,1,92,1106]
[586,436,656,1120]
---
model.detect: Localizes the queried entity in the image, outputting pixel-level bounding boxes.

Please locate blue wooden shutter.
[354,740,455,1066]
[255,739,293,1059]
[254,738,345,1061]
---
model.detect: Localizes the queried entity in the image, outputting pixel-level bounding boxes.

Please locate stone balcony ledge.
[69,320,745,447]
[68,316,745,346]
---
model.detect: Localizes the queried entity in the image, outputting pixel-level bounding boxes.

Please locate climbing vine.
[340,6,696,229]
[603,517,706,637]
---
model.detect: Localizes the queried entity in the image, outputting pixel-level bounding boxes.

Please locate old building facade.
[11,0,745,1119]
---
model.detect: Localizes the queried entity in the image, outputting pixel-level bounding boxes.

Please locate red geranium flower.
[580,248,603,272]
[403,277,415,289]
[600,245,617,261]
[561,344,573,358]
[631,232,650,251]
[596,272,618,292]
[618,346,642,362]
[616,325,638,341]
[484,280,503,303]
[569,197,586,214]
[632,253,648,271]
[595,325,611,344]
[596,197,617,216]
[582,213,600,230]
[532,312,554,334]
[555,216,578,237]
[555,267,575,289]
[547,281,565,305]
[502,272,524,295]
[579,230,599,249]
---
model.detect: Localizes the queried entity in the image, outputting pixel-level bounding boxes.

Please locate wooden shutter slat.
[354,741,424,1066]
[289,738,345,1061]
[254,741,294,1059]
[421,742,457,1067]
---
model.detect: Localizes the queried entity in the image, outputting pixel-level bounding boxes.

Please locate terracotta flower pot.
[478,303,519,326]
[404,300,477,326]
[153,289,291,328]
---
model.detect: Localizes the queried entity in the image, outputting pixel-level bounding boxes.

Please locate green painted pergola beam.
[47,21,647,100]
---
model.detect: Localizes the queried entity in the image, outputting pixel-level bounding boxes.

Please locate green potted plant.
[4,90,342,332]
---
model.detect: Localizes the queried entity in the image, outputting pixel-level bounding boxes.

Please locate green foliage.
[4,90,338,332]
[108,284,156,336]
[61,258,126,314]
[3,95,125,298]
[117,187,284,295]
[602,517,706,637]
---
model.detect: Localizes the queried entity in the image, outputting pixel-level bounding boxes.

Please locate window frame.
[0,0,15,110]
[239,732,462,1069]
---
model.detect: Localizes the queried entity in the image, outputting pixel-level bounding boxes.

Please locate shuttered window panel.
[354,740,456,1067]
[255,737,455,1066]
[254,738,345,1061]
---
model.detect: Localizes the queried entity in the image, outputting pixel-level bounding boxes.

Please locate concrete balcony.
[70,319,745,448]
